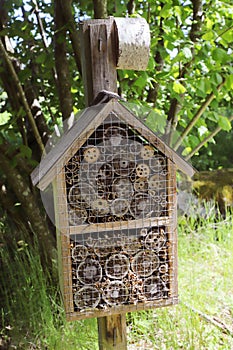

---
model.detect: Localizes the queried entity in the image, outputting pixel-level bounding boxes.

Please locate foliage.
[192,129,233,170]
[1,206,233,349]
[0,0,232,265]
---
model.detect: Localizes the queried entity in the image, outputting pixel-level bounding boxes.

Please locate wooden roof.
[31,99,195,191]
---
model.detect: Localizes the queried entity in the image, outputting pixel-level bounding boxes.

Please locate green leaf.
[182,146,192,157]
[156,71,170,79]
[0,111,11,125]
[134,73,147,88]
[206,18,213,30]
[173,6,182,23]
[217,116,232,131]
[212,48,228,63]
[71,87,78,93]
[221,29,233,43]
[35,52,47,64]
[202,31,215,41]
[160,4,172,18]
[196,79,206,93]
[146,110,167,134]
[212,72,223,85]
[188,134,200,148]
[19,144,32,159]
[147,56,155,71]
[226,75,233,90]
[173,82,186,94]
[196,78,212,95]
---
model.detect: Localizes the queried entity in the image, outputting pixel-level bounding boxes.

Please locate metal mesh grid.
[59,113,177,318]
[70,225,174,312]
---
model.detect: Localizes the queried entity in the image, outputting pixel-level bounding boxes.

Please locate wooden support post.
[80,18,127,350]
[98,314,127,350]
[80,18,118,106]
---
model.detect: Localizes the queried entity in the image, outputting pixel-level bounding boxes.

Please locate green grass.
[128,208,233,349]
[0,207,233,349]
[0,236,99,349]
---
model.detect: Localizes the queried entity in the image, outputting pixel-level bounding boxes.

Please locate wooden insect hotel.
[31,99,194,321]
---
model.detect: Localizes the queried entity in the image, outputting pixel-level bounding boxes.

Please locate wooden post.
[98,314,127,350]
[80,18,127,350]
[80,18,118,106]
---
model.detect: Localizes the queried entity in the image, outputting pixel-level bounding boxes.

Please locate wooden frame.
[31,99,194,322]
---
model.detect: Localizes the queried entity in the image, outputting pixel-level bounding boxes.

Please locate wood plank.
[69,217,171,235]
[80,18,117,106]
[166,159,178,299]
[114,17,150,71]
[55,172,74,313]
[66,296,178,321]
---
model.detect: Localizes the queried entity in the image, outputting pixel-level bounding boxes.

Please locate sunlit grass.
[128,207,233,349]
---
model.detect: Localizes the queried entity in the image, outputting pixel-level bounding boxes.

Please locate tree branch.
[32,0,49,49]
[174,80,225,151]
[30,1,59,89]
[127,0,135,15]
[147,16,164,106]
[0,39,45,154]
[185,114,233,160]
[165,0,203,145]
[190,0,203,42]
[60,0,82,73]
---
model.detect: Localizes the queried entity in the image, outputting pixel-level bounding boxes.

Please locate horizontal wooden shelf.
[66,296,178,321]
[69,216,171,235]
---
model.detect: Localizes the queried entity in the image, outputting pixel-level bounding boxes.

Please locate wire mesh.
[59,114,177,318]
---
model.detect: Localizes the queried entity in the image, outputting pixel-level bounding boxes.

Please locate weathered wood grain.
[80,18,117,106]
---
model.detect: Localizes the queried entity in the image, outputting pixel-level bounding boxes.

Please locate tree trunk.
[54,0,73,122]
[93,0,108,19]
[0,152,56,265]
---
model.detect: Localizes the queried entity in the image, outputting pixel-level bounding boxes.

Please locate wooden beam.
[80,18,117,106]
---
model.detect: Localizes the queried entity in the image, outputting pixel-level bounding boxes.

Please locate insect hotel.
[31,99,194,321]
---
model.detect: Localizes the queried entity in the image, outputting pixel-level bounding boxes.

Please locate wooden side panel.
[166,159,178,299]
[54,171,74,313]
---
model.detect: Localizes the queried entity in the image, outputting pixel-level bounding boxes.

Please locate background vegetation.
[0,0,232,261]
[0,0,232,348]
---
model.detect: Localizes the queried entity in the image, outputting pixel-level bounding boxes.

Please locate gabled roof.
[31,99,195,191]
